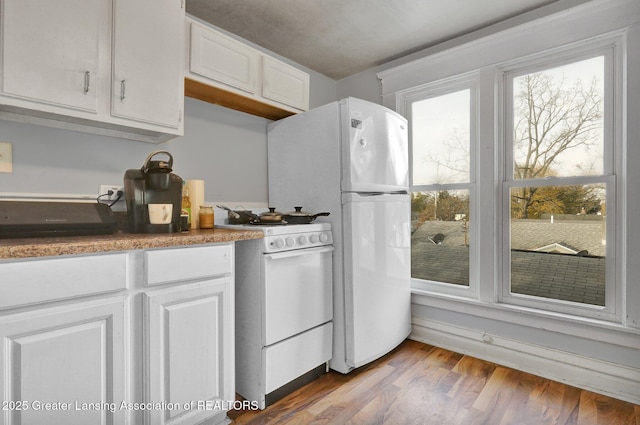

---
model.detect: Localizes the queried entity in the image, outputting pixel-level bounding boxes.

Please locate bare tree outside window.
[509,56,607,306]
[512,57,604,219]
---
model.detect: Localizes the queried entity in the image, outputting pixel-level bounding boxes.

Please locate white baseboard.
[410,316,640,405]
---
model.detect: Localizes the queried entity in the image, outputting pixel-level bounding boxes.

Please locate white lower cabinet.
[0,242,235,425]
[140,243,235,425]
[0,296,127,425]
[144,278,234,425]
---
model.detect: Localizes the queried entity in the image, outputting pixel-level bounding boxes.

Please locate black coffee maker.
[124,150,183,233]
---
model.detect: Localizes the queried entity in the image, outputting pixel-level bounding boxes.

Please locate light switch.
[0,142,13,173]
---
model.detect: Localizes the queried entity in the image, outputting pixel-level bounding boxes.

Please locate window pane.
[510,184,606,305]
[411,190,470,286]
[512,57,604,179]
[412,90,470,185]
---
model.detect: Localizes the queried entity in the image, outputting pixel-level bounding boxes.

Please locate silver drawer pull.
[120,80,126,101]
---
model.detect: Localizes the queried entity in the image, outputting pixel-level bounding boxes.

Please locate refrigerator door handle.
[343,190,408,196]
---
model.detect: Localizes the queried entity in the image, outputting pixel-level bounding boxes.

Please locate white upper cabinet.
[112,0,184,130]
[1,0,101,112]
[190,23,259,95]
[0,0,185,143]
[262,55,309,111]
[185,16,309,120]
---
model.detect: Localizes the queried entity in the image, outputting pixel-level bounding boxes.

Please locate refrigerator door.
[341,192,411,369]
[341,98,409,193]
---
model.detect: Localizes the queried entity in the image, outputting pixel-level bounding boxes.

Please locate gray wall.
[166,99,271,204]
[0,118,152,196]
[0,68,336,206]
[0,100,270,204]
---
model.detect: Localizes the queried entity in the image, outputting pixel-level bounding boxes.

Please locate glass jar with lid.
[199,206,214,229]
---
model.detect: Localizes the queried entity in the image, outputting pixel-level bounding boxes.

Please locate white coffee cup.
[148,204,173,224]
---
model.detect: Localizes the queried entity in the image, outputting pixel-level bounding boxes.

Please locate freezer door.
[342,193,411,369]
[341,98,409,193]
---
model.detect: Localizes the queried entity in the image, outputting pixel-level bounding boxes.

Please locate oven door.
[262,246,333,346]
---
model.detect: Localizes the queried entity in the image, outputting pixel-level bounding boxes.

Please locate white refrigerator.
[267,97,411,374]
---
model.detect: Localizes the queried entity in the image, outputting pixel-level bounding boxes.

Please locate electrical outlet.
[99,185,124,201]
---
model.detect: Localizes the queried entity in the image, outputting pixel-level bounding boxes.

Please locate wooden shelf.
[184,78,297,121]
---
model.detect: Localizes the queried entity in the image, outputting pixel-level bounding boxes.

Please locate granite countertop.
[0,227,263,259]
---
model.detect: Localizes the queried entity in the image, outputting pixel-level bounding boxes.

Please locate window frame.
[497,40,622,321]
[398,73,480,299]
[378,0,640,350]
[395,34,625,322]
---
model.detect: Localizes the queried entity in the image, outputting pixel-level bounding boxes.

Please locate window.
[381,2,637,370]
[394,34,623,321]
[501,51,616,318]
[405,80,476,292]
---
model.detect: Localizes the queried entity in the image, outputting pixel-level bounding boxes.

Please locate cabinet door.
[189,22,259,95]
[262,56,309,111]
[144,278,233,425]
[111,0,184,129]
[1,0,101,112]
[0,297,127,425]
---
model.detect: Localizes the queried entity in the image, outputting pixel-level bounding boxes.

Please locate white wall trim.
[411,316,640,405]
[412,291,640,349]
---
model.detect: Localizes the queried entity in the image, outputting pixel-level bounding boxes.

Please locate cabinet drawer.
[145,244,232,286]
[0,253,127,309]
[264,322,332,393]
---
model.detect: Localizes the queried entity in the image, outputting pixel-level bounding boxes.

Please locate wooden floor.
[229,339,640,425]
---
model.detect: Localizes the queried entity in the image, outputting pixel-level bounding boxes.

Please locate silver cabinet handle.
[120,80,126,101]
[84,71,90,94]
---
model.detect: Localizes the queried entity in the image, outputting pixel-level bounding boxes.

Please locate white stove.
[217,222,332,253]
[223,221,334,409]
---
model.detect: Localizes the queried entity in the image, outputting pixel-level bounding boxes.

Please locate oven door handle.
[264,246,334,260]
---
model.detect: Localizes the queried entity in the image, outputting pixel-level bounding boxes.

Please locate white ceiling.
[185,0,570,80]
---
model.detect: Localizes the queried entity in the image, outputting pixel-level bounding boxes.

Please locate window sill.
[411,287,640,350]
